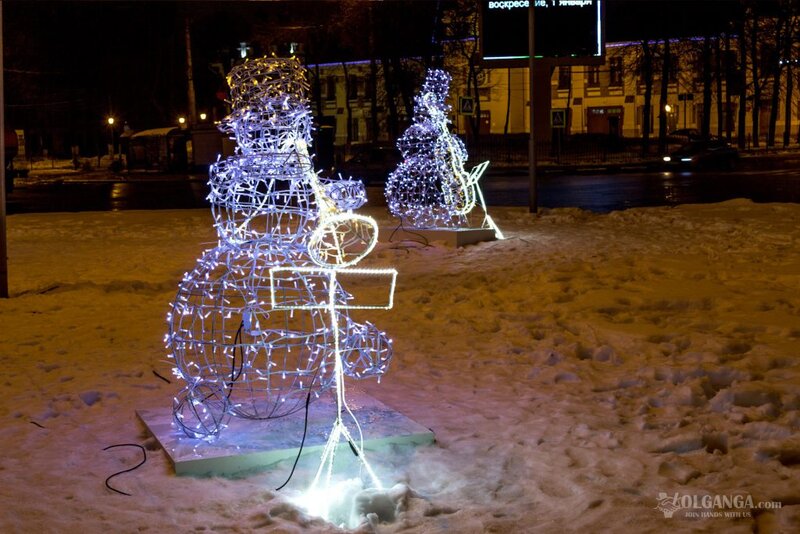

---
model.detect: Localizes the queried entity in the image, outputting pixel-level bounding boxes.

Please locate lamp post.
[107,117,115,160]
[178,116,186,130]
[664,104,673,134]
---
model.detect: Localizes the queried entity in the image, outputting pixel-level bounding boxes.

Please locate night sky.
[3,0,752,153]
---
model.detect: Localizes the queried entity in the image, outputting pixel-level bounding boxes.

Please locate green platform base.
[137,389,434,477]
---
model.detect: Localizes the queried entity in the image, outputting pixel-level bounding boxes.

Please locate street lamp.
[199,112,207,121]
[107,117,115,160]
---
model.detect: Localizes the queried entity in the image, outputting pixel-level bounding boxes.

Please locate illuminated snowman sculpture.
[385,69,502,238]
[167,54,396,466]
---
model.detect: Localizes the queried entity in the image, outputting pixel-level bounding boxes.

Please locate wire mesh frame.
[166,57,393,439]
[385,69,502,236]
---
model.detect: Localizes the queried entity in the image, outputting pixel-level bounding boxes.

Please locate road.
[5,168,800,215]
[483,167,800,212]
[6,178,210,214]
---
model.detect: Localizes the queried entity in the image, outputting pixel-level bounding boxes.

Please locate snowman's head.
[219,57,314,154]
[208,57,323,248]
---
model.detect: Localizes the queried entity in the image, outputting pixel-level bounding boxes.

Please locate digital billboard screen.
[481,0,604,64]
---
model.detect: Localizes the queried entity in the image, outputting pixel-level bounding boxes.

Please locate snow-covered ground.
[1,200,798,533]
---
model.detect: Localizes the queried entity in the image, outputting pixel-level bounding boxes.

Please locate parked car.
[662,137,739,170]
[667,128,701,143]
[334,144,401,185]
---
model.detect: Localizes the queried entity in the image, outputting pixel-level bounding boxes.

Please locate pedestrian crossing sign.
[459,96,475,116]
[551,109,567,128]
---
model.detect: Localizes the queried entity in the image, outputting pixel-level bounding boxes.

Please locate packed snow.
[1,199,799,533]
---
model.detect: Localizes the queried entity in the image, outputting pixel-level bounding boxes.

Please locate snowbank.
[1,200,798,532]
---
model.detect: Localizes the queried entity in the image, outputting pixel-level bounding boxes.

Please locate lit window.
[609,57,623,87]
[558,66,571,90]
[587,66,600,87]
[325,77,336,101]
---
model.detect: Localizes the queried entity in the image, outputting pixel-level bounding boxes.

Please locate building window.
[350,118,360,141]
[636,104,654,130]
[609,57,623,87]
[348,76,361,100]
[587,66,600,88]
[365,114,375,141]
[325,77,336,101]
[558,66,571,90]
[365,77,374,100]
[638,64,648,86]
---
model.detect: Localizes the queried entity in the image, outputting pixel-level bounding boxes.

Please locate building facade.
[312,36,800,148]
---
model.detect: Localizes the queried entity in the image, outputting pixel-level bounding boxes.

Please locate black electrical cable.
[225,320,245,403]
[274,387,312,491]
[194,320,246,410]
[230,320,245,383]
[152,370,171,384]
[388,218,432,248]
[103,443,147,496]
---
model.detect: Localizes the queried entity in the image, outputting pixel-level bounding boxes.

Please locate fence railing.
[466,134,674,167]
[465,134,800,168]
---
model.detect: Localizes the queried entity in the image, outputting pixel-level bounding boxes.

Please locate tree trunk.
[312,63,323,120]
[784,63,793,147]
[737,15,747,149]
[767,18,785,147]
[701,35,712,138]
[642,41,653,155]
[716,37,724,137]
[391,56,415,126]
[750,13,760,148]
[369,58,379,143]
[184,17,197,126]
[504,68,511,135]
[381,57,399,139]
[368,6,379,143]
[767,66,781,147]
[725,32,733,142]
[658,38,670,154]
[469,64,481,141]
[342,62,353,149]
[401,77,415,125]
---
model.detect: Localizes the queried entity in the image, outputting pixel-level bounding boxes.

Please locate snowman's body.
[167,58,391,439]
[386,69,473,229]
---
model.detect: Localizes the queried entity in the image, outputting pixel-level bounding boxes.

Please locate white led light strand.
[166,57,395,441]
[385,69,503,239]
[270,129,398,518]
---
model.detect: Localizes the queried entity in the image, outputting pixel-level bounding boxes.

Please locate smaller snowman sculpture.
[385,68,502,238]
[166,57,395,440]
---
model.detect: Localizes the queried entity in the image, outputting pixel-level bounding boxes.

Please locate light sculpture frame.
[385,68,503,239]
[166,57,396,453]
